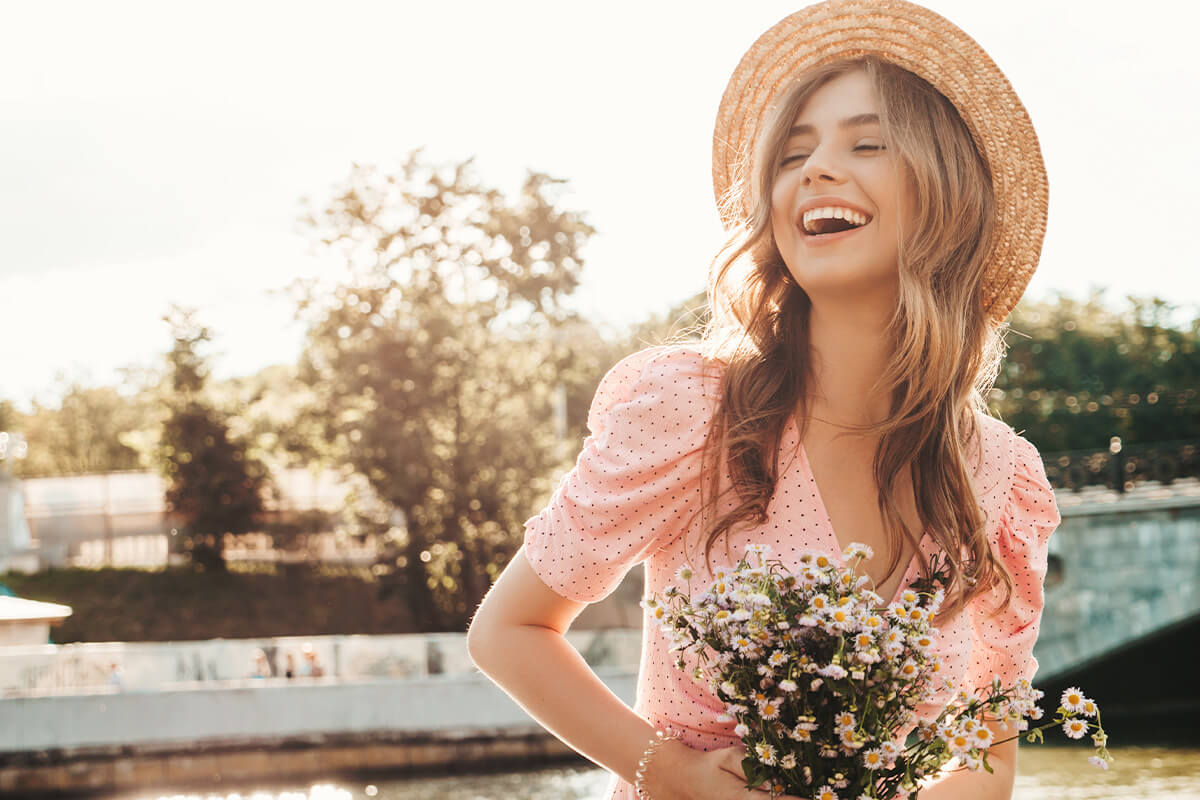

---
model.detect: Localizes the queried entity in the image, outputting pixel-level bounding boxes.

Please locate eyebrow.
[788,112,881,137]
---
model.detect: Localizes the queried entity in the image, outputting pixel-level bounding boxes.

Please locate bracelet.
[634,728,682,800]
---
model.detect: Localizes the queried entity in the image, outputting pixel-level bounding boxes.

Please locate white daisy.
[828,607,857,630]
[879,740,901,759]
[945,731,972,755]
[674,564,694,583]
[856,649,882,665]
[780,752,797,769]
[759,699,782,720]
[818,663,848,679]
[1060,686,1087,714]
[861,748,886,770]
[862,614,885,631]
[755,741,778,766]
[1062,718,1089,739]
[908,633,936,651]
[843,542,875,560]
[969,726,994,748]
[734,722,750,737]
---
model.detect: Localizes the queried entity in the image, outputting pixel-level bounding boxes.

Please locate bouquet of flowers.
[642,542,1112,799]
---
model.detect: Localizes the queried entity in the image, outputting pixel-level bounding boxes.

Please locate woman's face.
[770,68,914,304]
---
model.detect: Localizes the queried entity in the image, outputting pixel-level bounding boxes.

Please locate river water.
[105,744,1200,800]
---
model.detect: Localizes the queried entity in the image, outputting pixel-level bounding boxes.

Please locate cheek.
[770,181,795,239]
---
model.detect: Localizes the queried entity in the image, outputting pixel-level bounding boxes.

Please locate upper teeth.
[802,206,870,232]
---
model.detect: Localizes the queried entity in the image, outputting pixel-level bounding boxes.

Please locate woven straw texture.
[712,0,1048,326]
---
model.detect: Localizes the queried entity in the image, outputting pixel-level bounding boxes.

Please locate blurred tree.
[0,400,17,433]
[158,306,270,572]
[12,383,147,477]
[994,288,1200,451]
[295,150,597,630]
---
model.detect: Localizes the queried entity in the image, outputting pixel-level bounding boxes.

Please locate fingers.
[714,747,805,799]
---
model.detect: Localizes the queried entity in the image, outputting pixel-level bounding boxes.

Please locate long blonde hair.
[694,55,1014,623]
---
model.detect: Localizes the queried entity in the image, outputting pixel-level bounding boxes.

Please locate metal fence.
[1042,437,1200,493]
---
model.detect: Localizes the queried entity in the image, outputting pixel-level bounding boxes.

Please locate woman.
[468,2,1059,799]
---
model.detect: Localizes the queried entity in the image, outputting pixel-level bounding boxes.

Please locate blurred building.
[5,469,374,572]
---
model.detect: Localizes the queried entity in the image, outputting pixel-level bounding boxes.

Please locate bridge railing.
[1042,437,1200,493]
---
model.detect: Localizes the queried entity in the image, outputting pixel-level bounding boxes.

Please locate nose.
[799,141,845,185]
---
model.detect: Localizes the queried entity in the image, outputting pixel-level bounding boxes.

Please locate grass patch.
[0,564,419,643]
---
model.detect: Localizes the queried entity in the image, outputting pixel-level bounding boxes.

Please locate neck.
[804,294,895,430]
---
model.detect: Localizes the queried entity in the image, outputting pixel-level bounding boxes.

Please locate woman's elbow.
[466,601,501,668]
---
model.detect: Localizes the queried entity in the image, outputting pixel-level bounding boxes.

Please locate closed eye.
[781,144,884,166]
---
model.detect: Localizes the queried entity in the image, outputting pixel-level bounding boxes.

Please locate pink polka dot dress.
[522,344,1062,799]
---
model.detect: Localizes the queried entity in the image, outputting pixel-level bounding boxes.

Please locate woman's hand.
[643,740,807,799]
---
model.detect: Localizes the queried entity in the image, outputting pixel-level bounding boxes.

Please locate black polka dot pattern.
[521,345,1062,798]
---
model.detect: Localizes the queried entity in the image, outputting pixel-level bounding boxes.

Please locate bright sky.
[2,0,1197,410]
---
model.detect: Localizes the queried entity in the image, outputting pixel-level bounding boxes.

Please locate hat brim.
[712,0,1048,326]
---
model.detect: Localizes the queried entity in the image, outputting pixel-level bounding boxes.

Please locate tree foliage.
[8,383,147,477]
[295,151,599,629]
[992,289,1200,450]
[158,306,270,571]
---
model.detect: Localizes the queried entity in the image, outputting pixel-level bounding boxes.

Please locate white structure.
[0,629,642,696]
[0,595,72,647]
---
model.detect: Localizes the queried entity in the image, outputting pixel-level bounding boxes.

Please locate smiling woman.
[468,2,1057,799]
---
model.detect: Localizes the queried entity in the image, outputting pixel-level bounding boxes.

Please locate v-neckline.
[790,422,928,608]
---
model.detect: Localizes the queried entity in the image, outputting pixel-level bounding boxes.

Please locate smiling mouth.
[801,215,871,237]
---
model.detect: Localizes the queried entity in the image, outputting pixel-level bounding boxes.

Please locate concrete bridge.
[1037,479,1200,677]
[1031,478,1200,731]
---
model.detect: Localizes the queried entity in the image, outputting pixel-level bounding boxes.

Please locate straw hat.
[712,0,1048,327]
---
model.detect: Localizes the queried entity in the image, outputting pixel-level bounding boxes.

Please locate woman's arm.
[467,546,795,799]
[469,546,687,790]
[911,718,1018,800]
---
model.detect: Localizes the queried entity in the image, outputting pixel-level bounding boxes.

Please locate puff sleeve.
[965,431,1061,689]
[522,345,716,604]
